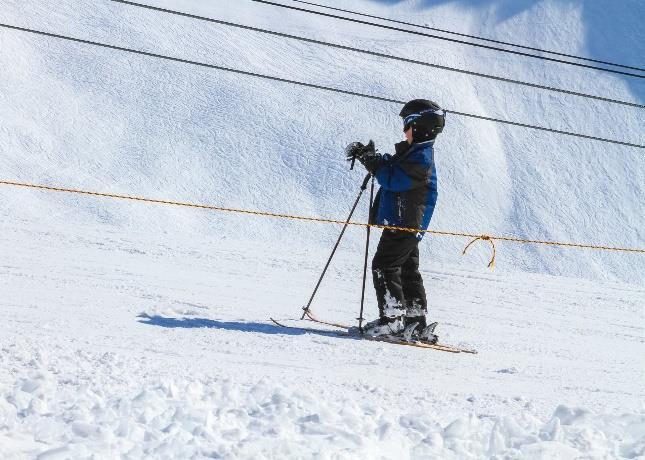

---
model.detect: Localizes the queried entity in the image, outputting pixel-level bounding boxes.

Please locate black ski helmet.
[399,99,445,142]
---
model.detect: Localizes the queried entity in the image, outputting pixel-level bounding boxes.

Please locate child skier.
[346,99,445,341]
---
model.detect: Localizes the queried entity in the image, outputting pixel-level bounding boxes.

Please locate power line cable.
[109,0,643,109]
[1,23,642,149]
[251,0,645,79]
[290,0,645,73]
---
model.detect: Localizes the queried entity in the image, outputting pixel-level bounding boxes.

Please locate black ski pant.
[371,230,427,318]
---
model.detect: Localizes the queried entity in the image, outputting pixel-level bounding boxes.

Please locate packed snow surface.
[1,0,644,458]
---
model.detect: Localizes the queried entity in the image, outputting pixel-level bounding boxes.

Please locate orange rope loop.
[461,235,497,268]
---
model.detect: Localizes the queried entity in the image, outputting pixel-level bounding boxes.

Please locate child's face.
[405,126,413,144]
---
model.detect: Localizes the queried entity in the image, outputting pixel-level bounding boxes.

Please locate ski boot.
[361,304,406,337]
[418,322,439,344]
[402,301,439,344]
[362,316,405,337]
[401,320,439,344]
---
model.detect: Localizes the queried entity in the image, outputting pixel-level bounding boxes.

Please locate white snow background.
[0,0,644,458]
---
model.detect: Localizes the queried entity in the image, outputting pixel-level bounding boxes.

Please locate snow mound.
[2,363,644,459]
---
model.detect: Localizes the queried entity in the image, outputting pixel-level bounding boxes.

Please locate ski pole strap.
[462,235,496,268]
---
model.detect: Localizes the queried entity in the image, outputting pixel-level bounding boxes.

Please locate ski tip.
[269,317,287,328]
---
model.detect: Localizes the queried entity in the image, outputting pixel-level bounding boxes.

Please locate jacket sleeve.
[375,153,430,192]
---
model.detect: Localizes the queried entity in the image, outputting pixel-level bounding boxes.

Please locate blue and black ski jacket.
[370,140,438,240]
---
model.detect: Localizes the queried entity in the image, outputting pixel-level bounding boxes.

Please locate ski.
[271,316,476,353]
[270,317,346,336]
[301,309,477,354]
[302,309,351,329]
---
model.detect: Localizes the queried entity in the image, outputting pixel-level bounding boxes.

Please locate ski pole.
[301,173,372,319]
[357,176,375,333]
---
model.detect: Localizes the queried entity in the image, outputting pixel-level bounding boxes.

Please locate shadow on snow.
[137,313,357,340]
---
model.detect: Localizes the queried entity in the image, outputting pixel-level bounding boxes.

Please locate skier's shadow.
[137,313,354,340]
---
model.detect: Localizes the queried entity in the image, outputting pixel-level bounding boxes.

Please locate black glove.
[345,141,369,162]
[345,140,382,173]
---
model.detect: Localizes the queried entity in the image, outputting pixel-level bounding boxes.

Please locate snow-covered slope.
[0,0,643,283]
[1,223,644,458]
[1,0,644,458]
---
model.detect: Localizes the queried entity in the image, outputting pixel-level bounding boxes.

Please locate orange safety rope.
[2,180,643,264]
